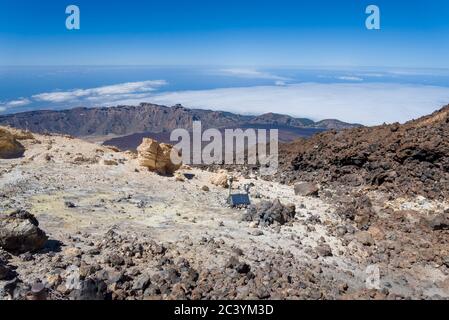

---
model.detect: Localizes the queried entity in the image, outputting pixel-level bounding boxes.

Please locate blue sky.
[1,0,449,67]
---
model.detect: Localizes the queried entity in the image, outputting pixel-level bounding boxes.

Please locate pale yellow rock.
[2,126,34,140]
[0,127,25,159]
[137,138,181,175]
[209,169,230,188]
[175,172,186,182]
[103,159,118,166]
[63,247,82,258]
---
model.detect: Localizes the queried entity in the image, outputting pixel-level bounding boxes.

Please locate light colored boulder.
[209,169,230,188]
[0,127,25,159]
[137,138,181,175]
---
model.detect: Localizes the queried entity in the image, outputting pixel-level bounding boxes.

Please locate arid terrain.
[0,105,449,300]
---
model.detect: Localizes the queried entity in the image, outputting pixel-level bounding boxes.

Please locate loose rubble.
[0,126,448,300]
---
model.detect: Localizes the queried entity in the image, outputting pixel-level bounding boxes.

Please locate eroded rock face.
[0,210,48,254]
[0,127,25,159]
[137,138,181,175]
[243,199,296,226]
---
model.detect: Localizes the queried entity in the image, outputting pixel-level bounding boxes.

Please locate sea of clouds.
[2,69,449,125]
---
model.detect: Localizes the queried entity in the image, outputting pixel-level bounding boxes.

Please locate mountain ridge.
[0,103,361,137]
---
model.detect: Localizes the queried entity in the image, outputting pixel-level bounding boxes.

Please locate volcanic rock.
[278,105,449,199]
[354,231,375,246]
[426,213,449,231]
[0,210,48,254]
[294,182,319,197]
[243,199,296,226]
[316,244,333,257]
[137,138,181,175]
[209,170,229,188]
[0,259,13,280]
[0,127,25,159]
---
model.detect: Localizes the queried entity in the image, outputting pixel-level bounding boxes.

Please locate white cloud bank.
[0,98,31,108]
[0,98,31,112]
[32,80,167,103]
[147,83,449,125]
[3,80,449,126]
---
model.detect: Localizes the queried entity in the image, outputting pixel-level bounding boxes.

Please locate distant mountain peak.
[0,103,359,138]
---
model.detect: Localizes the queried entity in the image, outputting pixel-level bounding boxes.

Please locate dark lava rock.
[0,259,13,280]
[427,213,449,231]
[132,274,151,291]
[294,183,319,197]
[277,105,449,200]
[316,244,333,257]
[64,201,76,208]
[0,210,48,254]
[69,278,109,300]
[107,254,125,267]
[225,256,251,274]
[243,199,296,226]
[335,195,375,229]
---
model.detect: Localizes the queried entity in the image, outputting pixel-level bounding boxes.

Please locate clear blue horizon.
[1,0,449,68]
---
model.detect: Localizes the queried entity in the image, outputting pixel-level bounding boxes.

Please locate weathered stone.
[355,231,375,246]
[63,247,82,258]
[132,274,151,291]
[69,278,108,300]
[427,213,449,231]
[243,199,296,226]
[107,254,125,267]
[0,259,13,280]
[316,244,333,257]
[0,127,25,159]
[103,159,118,166]
[294,183,319,197]
[209,170,229,188]
[225,256,251,274]
[0,210,48,254]
[137,138,181,175]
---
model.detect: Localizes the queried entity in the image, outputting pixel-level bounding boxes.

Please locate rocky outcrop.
[137,138,181,175]
[0,210,48,254]
[278,104,449,199]
[0,127,25,159]
[243,199,296,226]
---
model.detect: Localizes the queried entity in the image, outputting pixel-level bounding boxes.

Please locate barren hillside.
[1,126,448,300]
